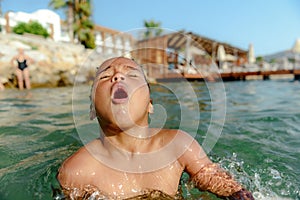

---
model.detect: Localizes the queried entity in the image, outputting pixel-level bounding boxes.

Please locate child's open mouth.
[112,86,128,104]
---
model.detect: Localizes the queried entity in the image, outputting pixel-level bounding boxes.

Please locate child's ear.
[148,100,154,114]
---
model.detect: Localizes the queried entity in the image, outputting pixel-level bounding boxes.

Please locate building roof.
[167,31,248,58]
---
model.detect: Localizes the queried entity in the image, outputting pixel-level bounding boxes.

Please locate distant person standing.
[0,66,5,91]
[0,81,4,91]
[11,48,34,90]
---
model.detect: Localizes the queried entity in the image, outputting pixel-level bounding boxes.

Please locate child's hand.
[227,188,255,200]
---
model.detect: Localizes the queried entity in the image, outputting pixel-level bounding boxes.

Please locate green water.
[0,80,299,199]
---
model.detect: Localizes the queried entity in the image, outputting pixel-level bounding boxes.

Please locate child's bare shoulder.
[58,140,103,178]
[57,139,109,189]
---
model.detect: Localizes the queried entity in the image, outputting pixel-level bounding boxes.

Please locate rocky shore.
[0,33,106,88]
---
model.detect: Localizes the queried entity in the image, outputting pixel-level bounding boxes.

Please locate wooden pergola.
[167,31,248,59]
[132,31,248,79]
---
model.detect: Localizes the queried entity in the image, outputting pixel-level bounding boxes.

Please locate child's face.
[93,57,152,130]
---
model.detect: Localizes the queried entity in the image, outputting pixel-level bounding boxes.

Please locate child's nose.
[112,73,125,82]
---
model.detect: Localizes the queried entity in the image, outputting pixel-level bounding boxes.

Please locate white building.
[93,25,134,57]
[1,9,62,41]
[0,9,134,56]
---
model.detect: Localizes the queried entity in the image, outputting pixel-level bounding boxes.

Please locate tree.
[49,0,74,42]
[73,0,95,48]
[49,0,95,48]
[143,20,163,39]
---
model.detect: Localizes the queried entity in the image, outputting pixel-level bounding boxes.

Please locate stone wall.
[0,33,106,88]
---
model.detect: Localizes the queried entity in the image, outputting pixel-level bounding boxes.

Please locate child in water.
[57,57,254,199]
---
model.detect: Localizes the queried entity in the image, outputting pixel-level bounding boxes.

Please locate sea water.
[0,80,299,200]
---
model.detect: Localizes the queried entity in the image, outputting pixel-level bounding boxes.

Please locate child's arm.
[191,163,254,199]
[178,131,254,199]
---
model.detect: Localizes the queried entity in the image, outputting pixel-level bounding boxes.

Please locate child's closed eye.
[99,75,110,79]
[128,74,138,77]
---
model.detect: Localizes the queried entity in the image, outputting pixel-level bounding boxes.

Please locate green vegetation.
[73,0,95,49]
[270,58,277,64]
[288,58,295,63]
[143,20,163,39]
[49,0,95,49]
[49,0,75,41]
[12,21,50,38]
[256,56,264,63]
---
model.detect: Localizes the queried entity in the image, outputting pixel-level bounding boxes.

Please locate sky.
[2,0,300,56]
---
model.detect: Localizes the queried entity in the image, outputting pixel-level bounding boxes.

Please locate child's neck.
[102,125,153,154]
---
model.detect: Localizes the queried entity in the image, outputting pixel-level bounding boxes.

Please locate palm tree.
[49,0,95,48]
[143,20,163,39]
[49,0,74,42]
[73,0,95,48]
